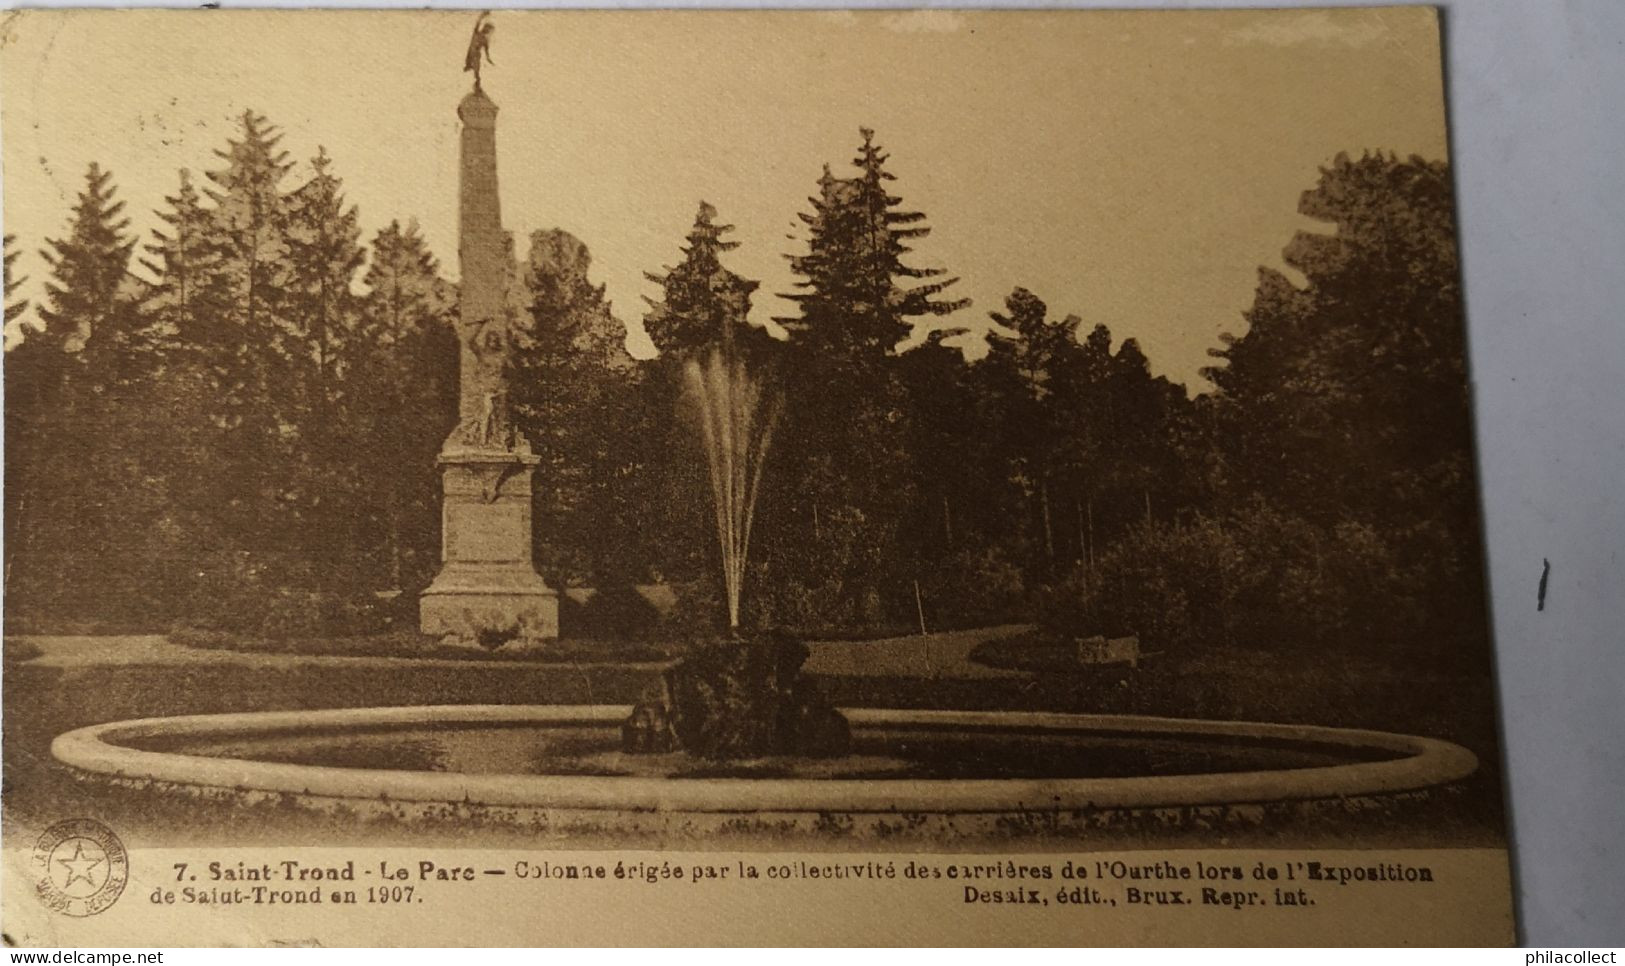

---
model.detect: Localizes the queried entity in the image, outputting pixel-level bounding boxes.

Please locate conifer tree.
[4,233,28,324]
[193,110,297,554]
[3,229,63,608]
[985,288,1074,399]
[644,202,770,364]
[13,164,155,615]
[1044,321,1116,566]
[896,326,980,555]
[360,219,455,347]
[636,205,782,589]
[32,164,151,405]
[280,147,369,572]
[143,169,222,352]
[767,130,971,623]
[981,288,1075,567]
[1101,337,1172,527]
[286,148,365,401]
[2,231,40,595]
[136,167,233,602]
[204,112,294,300]
[356,219,458,589]
[779,129,967,361]
[514,228,644,583]
[37,164,139,374]
[200,109,294,403]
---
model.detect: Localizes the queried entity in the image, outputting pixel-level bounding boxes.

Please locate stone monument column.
[419,88,559,642]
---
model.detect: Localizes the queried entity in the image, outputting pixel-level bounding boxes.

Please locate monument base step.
[420,567,559,641]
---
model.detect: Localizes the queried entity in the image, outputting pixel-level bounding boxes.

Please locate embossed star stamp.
[32,818,129,917]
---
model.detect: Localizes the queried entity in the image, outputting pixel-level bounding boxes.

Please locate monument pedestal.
[420,447,558,642]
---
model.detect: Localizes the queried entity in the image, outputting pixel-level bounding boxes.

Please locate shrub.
[742,565,853,635]
[179,551,387,639]
[657,578,728,645]
[745,503,892,633]
[179,551,278,634]
[1040,517,1224,650]
[1040,504,1418,654]
[169,549,391,640]
[919,547,1028,629]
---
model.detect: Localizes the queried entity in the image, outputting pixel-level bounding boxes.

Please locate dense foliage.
[1040,153,1487,662]
[4,121,1488,662]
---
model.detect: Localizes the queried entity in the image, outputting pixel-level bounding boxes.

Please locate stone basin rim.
[51,705,1479,814]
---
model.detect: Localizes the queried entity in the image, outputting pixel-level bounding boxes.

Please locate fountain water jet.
[683,349,779,631]
[613,349,843,759]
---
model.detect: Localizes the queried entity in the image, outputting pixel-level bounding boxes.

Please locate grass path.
[802,624,1031,680]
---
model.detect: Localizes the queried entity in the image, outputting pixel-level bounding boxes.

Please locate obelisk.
[419,76,558,642]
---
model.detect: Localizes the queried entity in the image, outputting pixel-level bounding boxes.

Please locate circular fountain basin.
[52,706,1476,834]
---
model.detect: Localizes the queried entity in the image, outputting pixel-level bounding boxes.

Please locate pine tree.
[513,228,644,583]
[360,219,454,347]
[127,167,228,601]
[971,291,1197,575]
[779,129,968,361]
[203,112,294,301]
[636,205,781,589]
[355,219,458,589]
[142,169,223,352]
[986,288,1075,398]
[4,233,28,324]
[1103,337,1171,526]
[765,130,970,623]
[1045,321,1117,567]
[981,288,1075,567]
[200,109,294,412]
[280,147,369,574]
[33,164,149,402]
[37,164,139,372]
[644,201,770,363]
[175,110,298,557]
[3,227,61,608]
[896,326,978,555]
[139,165,239,595]
[11,164,157,617]
[285,147,365,405]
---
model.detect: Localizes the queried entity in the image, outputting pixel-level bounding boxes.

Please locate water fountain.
[51,708,1479,837]
[615,349,850,760]
[683,350,778,632]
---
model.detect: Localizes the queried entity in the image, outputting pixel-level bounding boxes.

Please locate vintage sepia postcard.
[1,7,1514,947]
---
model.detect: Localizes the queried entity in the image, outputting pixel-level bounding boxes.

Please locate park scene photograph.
[1,8,1506,852]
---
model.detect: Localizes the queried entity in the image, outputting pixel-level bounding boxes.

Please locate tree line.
[3,110,1489,664]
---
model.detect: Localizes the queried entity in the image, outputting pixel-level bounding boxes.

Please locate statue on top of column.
[464,11,495,91]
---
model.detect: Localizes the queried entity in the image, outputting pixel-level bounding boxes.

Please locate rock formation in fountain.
[623,632,850,759]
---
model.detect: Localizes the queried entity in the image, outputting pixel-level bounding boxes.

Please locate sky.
[0,7,1450,389]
